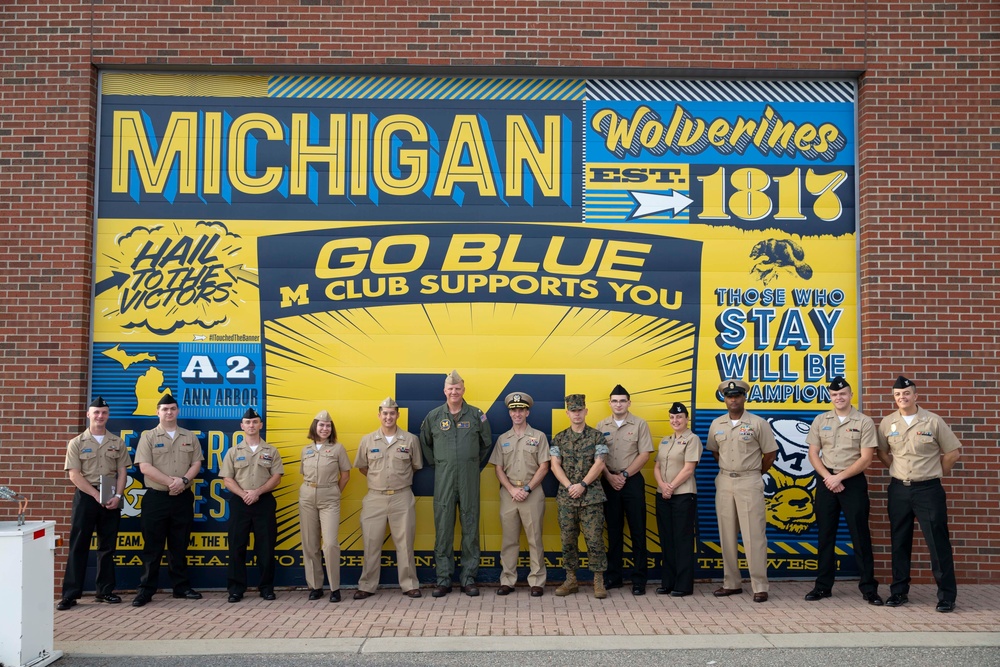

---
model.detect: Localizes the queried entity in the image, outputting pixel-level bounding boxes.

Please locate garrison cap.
[379,396,398,410]
[668,402,688,415]
[242,408,261,420]
[157,393,178,406]
[445,370,464,386]
[828,376,850,392]
[893,375,915,390]
[564,394,587,411]
[314,410,332,422]
[610,384,630,399]
[89,396,108,409]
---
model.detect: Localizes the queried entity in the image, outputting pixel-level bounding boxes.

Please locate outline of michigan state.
[134,367,170,416]
[103,344,157,370]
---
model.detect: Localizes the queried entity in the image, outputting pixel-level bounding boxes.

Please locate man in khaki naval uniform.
[876,375,961,613]
[804,376,882,605]
[57,397,131,610]
[489,391,551,597]
[705,380,778,603]
[220,408,285,602]
[132,393,204,607]
[353,397,424,599]
[596,383,654,595]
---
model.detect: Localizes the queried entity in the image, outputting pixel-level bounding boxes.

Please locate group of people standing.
[56,372,962,614]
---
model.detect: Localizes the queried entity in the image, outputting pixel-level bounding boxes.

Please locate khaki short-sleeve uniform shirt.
[300,442,351,486]
[488,426,550,485]
[805,407,877,472]
[655,428,702,495]
[220,440,284,490]
[705,411,778,472]
[876,407,961,482]
[595,413,654,473]
[64,430,131,484]
[354,429,423,491]
[134,426,203,491]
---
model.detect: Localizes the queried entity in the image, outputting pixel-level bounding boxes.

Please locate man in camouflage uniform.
[419,370,492,597]
[549,394,609,599]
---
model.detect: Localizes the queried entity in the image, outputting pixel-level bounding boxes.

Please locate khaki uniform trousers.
[715,471,769,593]
[298,484,342,591]
[358,488,418,593]
[498,485,547,588]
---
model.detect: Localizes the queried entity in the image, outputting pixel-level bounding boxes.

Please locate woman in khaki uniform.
[298,410,351,602]
[653,402,701,597]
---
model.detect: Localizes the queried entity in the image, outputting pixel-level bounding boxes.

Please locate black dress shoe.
[753,592,769,603]
[604,579,623,590]
[56,598,76,611]
[885,593,908,607]
[632,584,646,596]
[95,593,122,603]
[670,590,692,597]
[131,594,152,607]
[936,600,955,613]
[713,587,743,597]
[655,586,670,595]
[329,590,341,603]
[461,584,480,597]
[308,589,323,600]
[804,588,831,601]
[227,593,243,603]
[260,590,276,600]
[863,592,884,606]
[497,585,514,596]
[172,589,202,600]
[530,586,543,597]
[431,585,450,598]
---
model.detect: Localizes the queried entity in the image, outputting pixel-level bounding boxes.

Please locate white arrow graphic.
[627,190,693,220]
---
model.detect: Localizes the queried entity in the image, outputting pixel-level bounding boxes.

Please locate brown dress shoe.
[713,587,743,597]
[461,584,480,597]
[753,592,769,603]
[404,589,422,598]
[530,586,544,597]
[497,585,514,596]
[353,590,373,600]
[431,585,451,598]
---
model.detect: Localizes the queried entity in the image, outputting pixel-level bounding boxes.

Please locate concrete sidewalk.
[55,582,1000,656]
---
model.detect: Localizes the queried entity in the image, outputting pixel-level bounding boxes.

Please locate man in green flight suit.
[420,370,493,597]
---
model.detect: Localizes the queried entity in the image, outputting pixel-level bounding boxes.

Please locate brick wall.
[2,1,997,583]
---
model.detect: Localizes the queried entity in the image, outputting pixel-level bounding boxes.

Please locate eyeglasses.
[610,399,629,404]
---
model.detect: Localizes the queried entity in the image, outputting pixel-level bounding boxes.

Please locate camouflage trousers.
[557,501,607,573]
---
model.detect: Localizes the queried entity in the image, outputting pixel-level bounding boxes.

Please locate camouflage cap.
[564,394,586,410]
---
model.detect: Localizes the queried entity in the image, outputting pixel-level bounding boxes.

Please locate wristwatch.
[114,493,123,500]
[622,470,630,479]
[523,484,532,493]
[580,479,588,488]
[181,477,190,485]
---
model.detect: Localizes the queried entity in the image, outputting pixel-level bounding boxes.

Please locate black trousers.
[138,488,194,595]
[887,477,957,603]
[227,492,277,595]
[602,472,648,585]
[655,492,696,594]
[814,473,878,595]
[62,489,121,599]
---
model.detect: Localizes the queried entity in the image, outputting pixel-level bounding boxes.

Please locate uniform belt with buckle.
[894,477,938,487]
[305,482,336,488]
[509,479,525,486]
[376,488,405,495]
[722,469,759,477]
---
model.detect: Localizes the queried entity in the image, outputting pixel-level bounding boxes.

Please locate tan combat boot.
[593,572,608,599]
[554,571,579,596]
